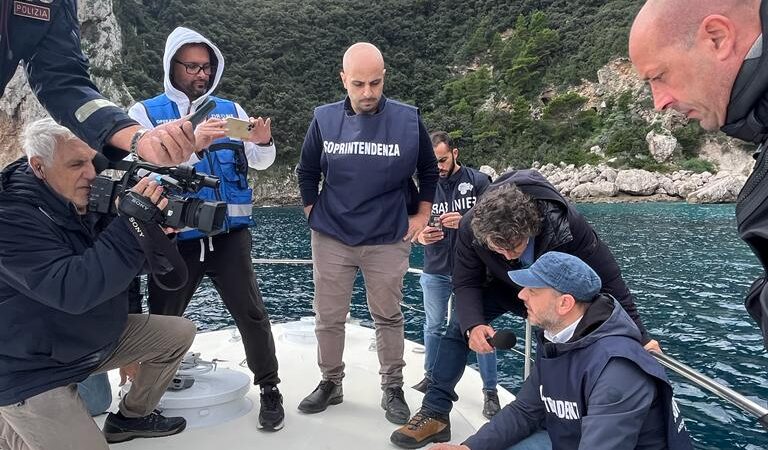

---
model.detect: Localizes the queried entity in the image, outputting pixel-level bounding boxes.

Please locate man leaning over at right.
[413,131,499,419]
[429,252,693,450]
[0,118,196,450]
[391,170,658,448]
[629,0,768,347]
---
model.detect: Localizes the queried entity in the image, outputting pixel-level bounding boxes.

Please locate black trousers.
[148,227,280,386]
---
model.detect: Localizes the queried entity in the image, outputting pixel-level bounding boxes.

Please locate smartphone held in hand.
[225,117,253,140]
[428,213,442,230]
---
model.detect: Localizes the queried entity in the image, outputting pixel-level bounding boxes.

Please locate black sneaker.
[411,376,431,394]
[103,410,186,443]
[381,386,410,425]
[259,385,284,431]
[482,389,501,419]
[298,380,343,413]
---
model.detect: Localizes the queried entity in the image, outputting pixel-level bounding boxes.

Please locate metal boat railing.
[252,258,768,431]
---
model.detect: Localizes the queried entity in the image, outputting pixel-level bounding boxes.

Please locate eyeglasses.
[173,60,216,75]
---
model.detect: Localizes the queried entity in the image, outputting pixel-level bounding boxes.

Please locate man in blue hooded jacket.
[128,27,284,431]
[429,252,693,450]
[391,170,658,448]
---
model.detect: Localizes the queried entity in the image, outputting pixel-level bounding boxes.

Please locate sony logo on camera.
[128,217,145,238]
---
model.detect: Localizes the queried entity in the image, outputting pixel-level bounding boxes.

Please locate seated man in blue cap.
[429,251,693,450]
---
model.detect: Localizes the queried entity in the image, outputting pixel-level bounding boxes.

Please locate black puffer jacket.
[453,170,649,342]
[725,0,768,350]
[0,158,145,406]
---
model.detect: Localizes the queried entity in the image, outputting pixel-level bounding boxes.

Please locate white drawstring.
[197,236,215,262]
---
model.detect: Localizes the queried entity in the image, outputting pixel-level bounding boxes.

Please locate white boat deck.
[98,319,515,449]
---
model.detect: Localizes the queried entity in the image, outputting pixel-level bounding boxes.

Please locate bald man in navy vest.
[296,42,438,425]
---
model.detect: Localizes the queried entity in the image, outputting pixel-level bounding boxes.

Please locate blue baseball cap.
[508,251,602,302]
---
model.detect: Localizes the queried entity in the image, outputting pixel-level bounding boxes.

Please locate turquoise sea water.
[186,203,768,449]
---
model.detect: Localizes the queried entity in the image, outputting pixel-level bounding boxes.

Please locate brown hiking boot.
[389,409,450,449]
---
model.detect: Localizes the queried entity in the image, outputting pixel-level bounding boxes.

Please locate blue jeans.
[507,431,552,450]
[420,273,497,391]
[76,372,112,416]
[423,293,510,415]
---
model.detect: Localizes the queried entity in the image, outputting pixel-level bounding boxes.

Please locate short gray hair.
[471,184,542,248]
[20,117,76,165]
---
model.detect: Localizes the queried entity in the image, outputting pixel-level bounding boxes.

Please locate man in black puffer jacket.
[391,169,658,449]
[629,0,768,350]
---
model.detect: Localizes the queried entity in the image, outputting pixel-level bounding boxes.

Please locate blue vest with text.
[423,167,490,275]
[310,99,419,246]
[535,334,693,450]
[141,94,253,240]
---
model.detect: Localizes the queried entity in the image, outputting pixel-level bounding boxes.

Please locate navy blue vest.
[536,334,693,450]
[141,94,253,240]
[310,98,419,246]
[424,167,490,275]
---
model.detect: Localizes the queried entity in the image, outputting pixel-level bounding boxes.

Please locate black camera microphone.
[486,330,517,350]
[92,152,110,174]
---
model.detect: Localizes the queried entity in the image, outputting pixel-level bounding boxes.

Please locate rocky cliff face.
[0,6,755,204]
[0,0,132,168]
[573,58,755,175]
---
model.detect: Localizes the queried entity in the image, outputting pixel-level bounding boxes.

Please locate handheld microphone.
[486,330,517,350]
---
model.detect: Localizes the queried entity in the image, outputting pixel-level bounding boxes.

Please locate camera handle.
[119,197,189,291]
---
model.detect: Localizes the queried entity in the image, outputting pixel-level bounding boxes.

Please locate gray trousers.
[0,314,196,450]
[311,230,410,387]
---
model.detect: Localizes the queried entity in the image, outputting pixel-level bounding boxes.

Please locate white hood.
[162,27,226,112]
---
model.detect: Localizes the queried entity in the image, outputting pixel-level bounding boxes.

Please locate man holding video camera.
[0,118,196,450]
[127,27,284,431]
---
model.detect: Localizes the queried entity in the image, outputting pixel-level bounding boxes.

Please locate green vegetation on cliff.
[114,0,691,169]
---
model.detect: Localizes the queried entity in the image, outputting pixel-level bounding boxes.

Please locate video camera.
[88,155,227,234]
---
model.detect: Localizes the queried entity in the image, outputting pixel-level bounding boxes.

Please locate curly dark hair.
[471,184,542,249]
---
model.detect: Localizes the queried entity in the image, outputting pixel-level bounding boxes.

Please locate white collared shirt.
[544,316,584,343]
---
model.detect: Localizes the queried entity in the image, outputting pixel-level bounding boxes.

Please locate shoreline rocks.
[251,162,749,207]
[528,163,745,204]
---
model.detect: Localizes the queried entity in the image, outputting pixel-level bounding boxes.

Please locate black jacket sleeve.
[12,0,136,156]
[0,213,146,314]
[452,215,489,333]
